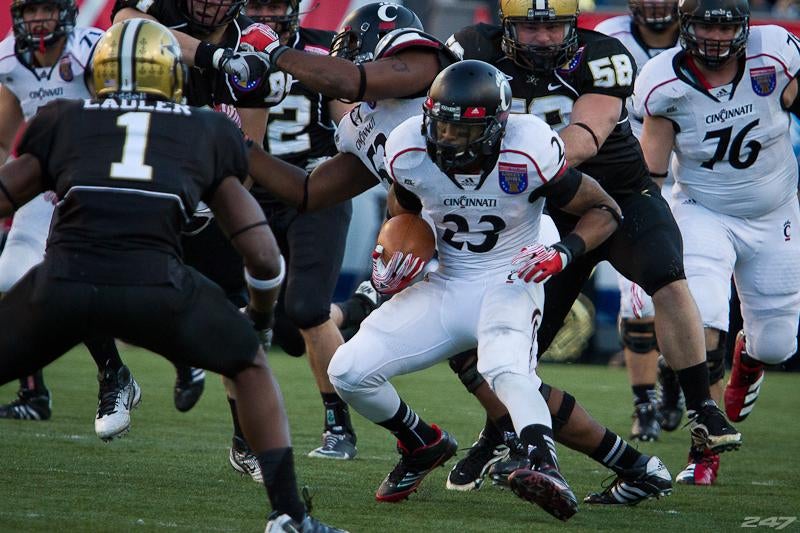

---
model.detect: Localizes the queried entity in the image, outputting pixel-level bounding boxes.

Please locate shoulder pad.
[385,116,427,175]
[633,49,683,118]
[374,28,457,63]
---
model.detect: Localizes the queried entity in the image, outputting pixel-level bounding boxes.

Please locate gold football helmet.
[92,19,184,102]
[499,0,580,73]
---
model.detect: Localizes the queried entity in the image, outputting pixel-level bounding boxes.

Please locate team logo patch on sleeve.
[750,66,776,96]
[59,57,73,81]
[498,162,528,194]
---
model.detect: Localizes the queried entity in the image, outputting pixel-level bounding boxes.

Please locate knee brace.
[706,331,727,384]
[538,382,576,433]
[448,349,485,393]
[618,318,658,354]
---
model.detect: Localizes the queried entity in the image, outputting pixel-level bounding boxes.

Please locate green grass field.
[1,347,798,532]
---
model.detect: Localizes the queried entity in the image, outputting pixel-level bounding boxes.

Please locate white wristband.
[211,47,226,69]
[244,256,285,290]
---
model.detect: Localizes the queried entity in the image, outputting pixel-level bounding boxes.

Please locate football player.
[243,0,358,465]
[0,0,144,441]
[248,2,674,505]
[0,19,345,533]
[444,0,743,491]
[328,59,621,519]
[595,0,683,443]
[634,0,800,485]
[112,0,291,475]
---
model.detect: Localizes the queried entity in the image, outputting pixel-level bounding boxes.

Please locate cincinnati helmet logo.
[377,3,399,22]
[784,220,791,241]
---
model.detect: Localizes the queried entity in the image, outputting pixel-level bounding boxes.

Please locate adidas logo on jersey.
[682,198,697,205]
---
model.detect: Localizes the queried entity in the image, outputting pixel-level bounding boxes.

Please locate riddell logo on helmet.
[705,8,733,17]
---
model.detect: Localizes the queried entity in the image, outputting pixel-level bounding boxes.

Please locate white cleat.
[95,366,141,441]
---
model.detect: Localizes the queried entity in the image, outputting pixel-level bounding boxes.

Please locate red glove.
[371,245,426,295]
[240,23,284,56]
[511,243,570,283]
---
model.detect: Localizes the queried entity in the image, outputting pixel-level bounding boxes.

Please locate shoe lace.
[321,431,344,451]
[97,372,121,416]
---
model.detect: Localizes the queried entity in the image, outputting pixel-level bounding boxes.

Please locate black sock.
[377,400,438,451]
[256,447,306,523]
[741,352,763,368]
[321,392,354,437]
[228,397,245,441]
[632,384,656,406]
[85,337,123,372]
[590,429,643,474]
[676,362,712,411]
[482,415,503,445]
[519,424,558,468]
[19,370,47,394]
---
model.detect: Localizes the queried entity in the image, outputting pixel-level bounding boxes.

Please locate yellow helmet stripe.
[118,17,144,93]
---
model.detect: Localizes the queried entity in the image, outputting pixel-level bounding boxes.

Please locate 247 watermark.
[741,517,797,529]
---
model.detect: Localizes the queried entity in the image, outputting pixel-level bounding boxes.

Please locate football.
[377,214,436,263]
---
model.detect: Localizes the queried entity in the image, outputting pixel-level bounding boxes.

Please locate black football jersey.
[17,97,248,285]
[263,27,337,168]
[449,24,650,195]
[112,0,288,108]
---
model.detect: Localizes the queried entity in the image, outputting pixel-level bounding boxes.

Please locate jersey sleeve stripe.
[500,149,551,184]
[388,147,426,182]
[643,77,679,117]
[746,53,790,78]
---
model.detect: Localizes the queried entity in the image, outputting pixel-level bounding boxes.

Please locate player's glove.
[511,243,571,283]
[371,245,426,295]
[239,23,290,72]
[244,306,274,351]
[195,42,270,85]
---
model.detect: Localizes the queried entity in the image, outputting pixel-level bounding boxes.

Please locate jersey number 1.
[110,112,154,181]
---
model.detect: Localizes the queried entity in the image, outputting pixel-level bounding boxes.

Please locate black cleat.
[584,455,673,505]
[174,366,205,412]
[376,425,457,502]
[631,401,661,442]
[0,389,51,421]
[488,441,530,487]
[656,355,684,431]
[509,464,578,521]
[687,399,742,453]
[446,429,509,491]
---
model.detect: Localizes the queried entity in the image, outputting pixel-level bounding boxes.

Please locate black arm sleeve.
[527,167,582,208]
[393,183,423,214]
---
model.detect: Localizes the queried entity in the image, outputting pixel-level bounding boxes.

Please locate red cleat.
[676,448,720,486]
[724,331,764,422]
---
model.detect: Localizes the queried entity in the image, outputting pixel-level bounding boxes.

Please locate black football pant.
[0,265,259,386]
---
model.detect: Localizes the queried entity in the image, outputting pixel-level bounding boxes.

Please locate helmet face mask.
[183,0,246,35]
[11,0,77,51]
[92,19,185,103]
[246,0,299,39]
[629,0,678,32]
[422,60,512,177]
[330,2,423,64]
[678,0,749,69]
[500,0,579,73]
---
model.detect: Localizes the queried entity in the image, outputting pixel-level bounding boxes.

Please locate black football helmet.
[423,60,512,177]
[630,0,679,32]
[330,2,423,64]
[245,0,300,38]
[500,0,580,74]
[679,0,749,69]
[11,0,77,50]
[182,0,246,36]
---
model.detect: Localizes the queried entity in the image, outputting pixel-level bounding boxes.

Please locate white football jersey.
[595,15,678,137]
[335,96,426,189]
[0,27,101,121]
[385,113,566,278]
[634,25,800,217]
